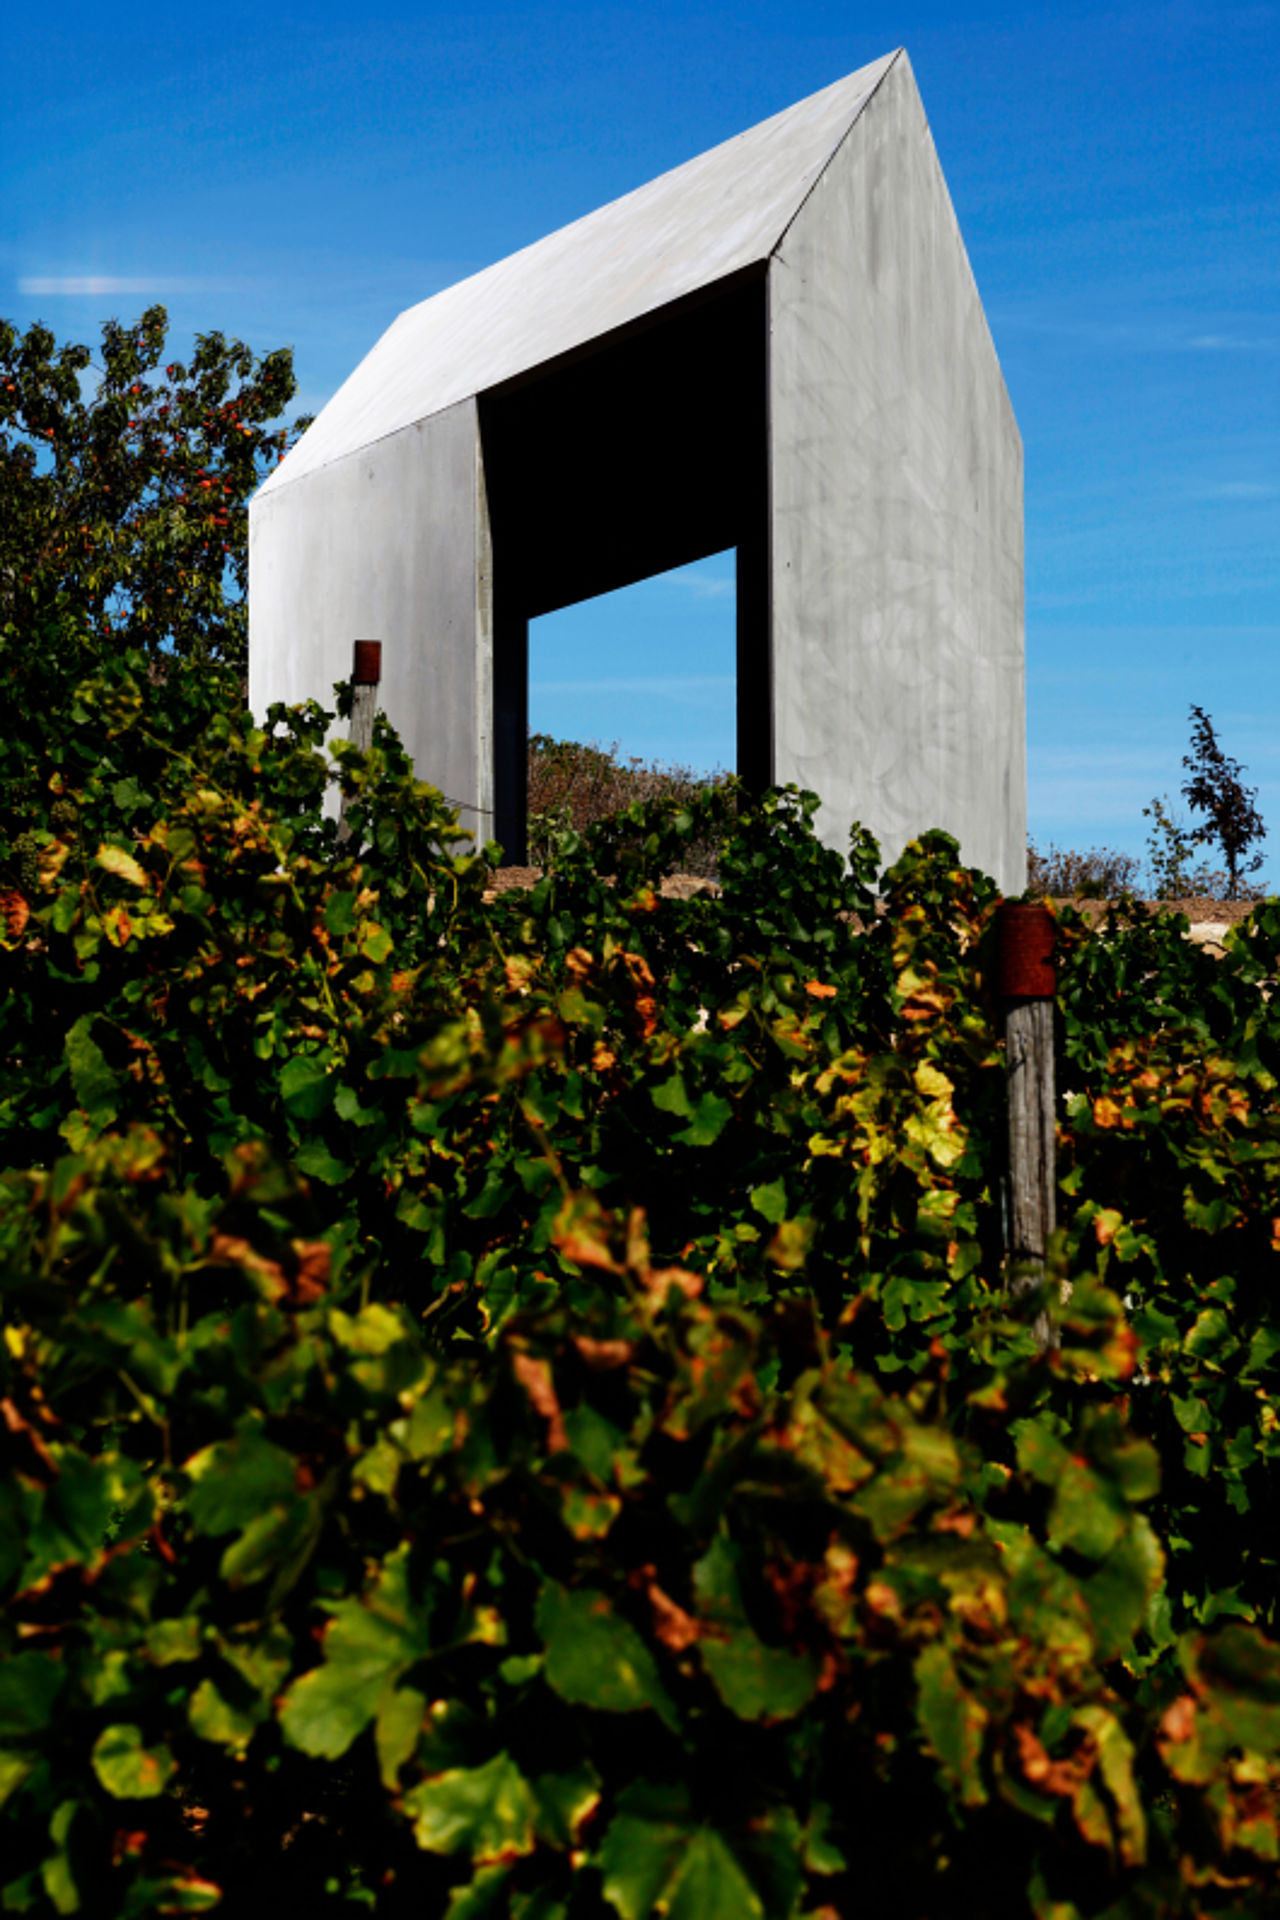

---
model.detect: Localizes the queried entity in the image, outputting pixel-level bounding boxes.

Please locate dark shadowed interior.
[478,270,770,860]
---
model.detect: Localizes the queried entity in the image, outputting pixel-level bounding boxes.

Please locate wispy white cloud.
[1186,333,1279,351]
[18,274,232,296]
[677,571,734,601]
[1195,480,1279,500]
[987,305,1280,356]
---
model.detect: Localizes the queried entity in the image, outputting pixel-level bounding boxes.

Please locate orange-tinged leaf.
[205,1232,288,1303]
[572,1336,635,1370]
[1013,1722,1095,1799]
[552,1194,619,1272]
[0,890,29,943]
[512,1352,569,1454]
[643,1266,704,1306]
[563,947,596,986]
[1094,1208,1123,1247]
[102,903,133,947]
[290,1240,332,1303]
[646,1579,701,1651]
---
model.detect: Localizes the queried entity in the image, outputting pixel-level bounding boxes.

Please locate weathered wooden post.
[996,901,1057,1347]
[337,640,382,846]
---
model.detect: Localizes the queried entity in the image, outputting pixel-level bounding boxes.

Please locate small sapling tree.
[1142,793,1226,899]
[1180,703,1267,900]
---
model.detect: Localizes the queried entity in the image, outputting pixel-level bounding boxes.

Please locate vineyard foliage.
[3,623,1280,1917]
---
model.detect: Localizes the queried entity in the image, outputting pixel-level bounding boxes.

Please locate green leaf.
[748,1178,787,1224]
[184,1421,298,1536]
[329,1303,406,1354]
[693,1539,817,1722]
[187,1678,261,1752]
[294,1138,353,1184]
[0,1654,65,1740]
[22,1448,134,1586]
[147,1617,202,1666]
[41,1801,80,1917]
[534,1764,601,1850]
[674,1091,734,1148]
[600,1794,763,1920]
[334,1082,377,1125]
[536,1584,677,1730]
[1048,1457,1126,1562]
[1171,1393,1213,1437]
[0,1751,34,1812]
[403,1752,537,1863]
[651,1075,693,1119]
[444,1867,515,1920]
[852,1423,960,1541]
[376,1686,426,1791]
[1185,1307,1234,1363]
[1074,1706,1146,1866]
[1083,1517,1164,1657]
[279,1547,429,1759]
[279,1055,334,1120]
[64,1015,119,1128]
[324,890,358,934]
[1015,1419,1070,1486]
[914,1642,988,1806]
[111,776,150,816]
[90,1724,176,1799]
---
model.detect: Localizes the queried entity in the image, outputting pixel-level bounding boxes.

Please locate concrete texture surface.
[248,398,495,839]
[250,47,1025,889]
[769,52,1025,886]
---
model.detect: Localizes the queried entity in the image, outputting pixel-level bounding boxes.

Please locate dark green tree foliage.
[0,307,306,668]
[3,629,1280,1915]
[1181,706,1266,901]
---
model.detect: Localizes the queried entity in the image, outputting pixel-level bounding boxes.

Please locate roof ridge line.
[769,47,904,261]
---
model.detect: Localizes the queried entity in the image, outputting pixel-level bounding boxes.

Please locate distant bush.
[1026,839,1143,898]
[526,733,731,875]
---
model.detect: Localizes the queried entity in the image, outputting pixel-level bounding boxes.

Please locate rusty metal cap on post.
[995,900,1056,998]
[352,640,382,686]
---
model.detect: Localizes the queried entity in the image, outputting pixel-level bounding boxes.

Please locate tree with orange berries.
[0,305,308,669]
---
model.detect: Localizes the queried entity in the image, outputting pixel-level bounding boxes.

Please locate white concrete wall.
[248,399,494,842]
[768,53,1025,891]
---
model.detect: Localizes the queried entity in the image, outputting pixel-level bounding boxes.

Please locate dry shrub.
[526,733,731,877]
[1026,839,1144,898]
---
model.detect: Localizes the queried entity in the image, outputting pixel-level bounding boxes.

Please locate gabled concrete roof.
[262,49,900,496]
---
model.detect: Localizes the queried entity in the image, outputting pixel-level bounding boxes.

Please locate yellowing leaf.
[91,1724,176,1799]
[358,920,393,962]
[94,843,150,889]
[403,1752,537,1862]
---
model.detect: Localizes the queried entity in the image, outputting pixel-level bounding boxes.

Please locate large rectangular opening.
[479,272,770,861]
[529,547,736,774]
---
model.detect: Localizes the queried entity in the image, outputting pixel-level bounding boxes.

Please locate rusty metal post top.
[352,640,382,686]
[995,900,1056,998]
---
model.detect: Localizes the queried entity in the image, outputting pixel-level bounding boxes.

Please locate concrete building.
[249,48,1024,888]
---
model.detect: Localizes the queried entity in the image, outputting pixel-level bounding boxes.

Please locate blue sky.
[5,1,1277,880]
